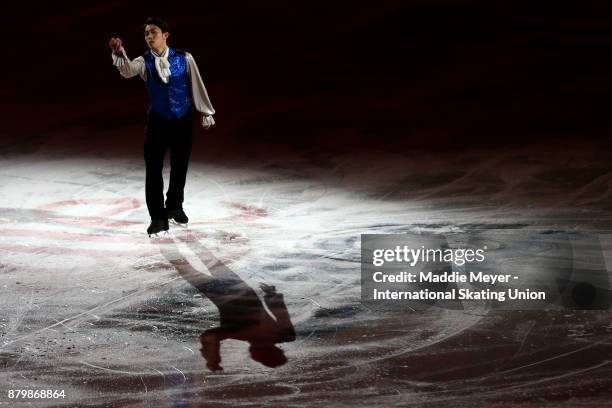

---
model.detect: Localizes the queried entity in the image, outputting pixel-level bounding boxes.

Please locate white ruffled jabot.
[153,48,171,83]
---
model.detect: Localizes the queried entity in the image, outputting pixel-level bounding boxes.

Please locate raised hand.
[108,37,123,55]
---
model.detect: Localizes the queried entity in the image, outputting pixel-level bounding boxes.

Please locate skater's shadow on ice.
[157,233,296,371]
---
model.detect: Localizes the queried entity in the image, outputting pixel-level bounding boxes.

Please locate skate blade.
[169,219,188,227]
[148,230,170,239]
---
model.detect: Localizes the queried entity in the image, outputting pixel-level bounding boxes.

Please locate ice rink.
[1,127,611,407]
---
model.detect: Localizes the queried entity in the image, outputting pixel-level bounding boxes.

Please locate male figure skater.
[108,17,215,236]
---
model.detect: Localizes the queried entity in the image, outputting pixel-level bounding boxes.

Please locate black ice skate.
[147,218,169,236]
[166,208,189,224]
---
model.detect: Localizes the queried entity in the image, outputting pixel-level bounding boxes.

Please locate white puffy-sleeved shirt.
[111,46,215,127]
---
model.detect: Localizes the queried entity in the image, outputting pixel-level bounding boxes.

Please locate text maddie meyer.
[372,271,516,284]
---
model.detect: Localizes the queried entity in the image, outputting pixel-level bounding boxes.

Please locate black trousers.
[144,108,193,219]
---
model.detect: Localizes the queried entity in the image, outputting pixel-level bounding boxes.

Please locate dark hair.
[143,17,169,33]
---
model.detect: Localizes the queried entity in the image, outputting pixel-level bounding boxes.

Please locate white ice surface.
[0,136,611,406]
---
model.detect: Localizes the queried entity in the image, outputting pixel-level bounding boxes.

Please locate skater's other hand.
[201,115,215,131]
[109,37,123,55]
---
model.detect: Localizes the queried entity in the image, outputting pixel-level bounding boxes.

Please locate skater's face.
[144,24,169,52]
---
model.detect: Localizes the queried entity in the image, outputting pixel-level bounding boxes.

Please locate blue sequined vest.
[143,48,191,119]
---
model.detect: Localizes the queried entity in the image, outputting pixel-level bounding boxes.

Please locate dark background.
[3,0,612,153]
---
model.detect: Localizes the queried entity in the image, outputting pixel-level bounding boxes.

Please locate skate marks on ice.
[280,228,612,406]
[58,230,486,407]
[2,201,604,406]
[0,200,486,406]
[1,145,612,405]
[0,194,296,404]
[0,193,269,343]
